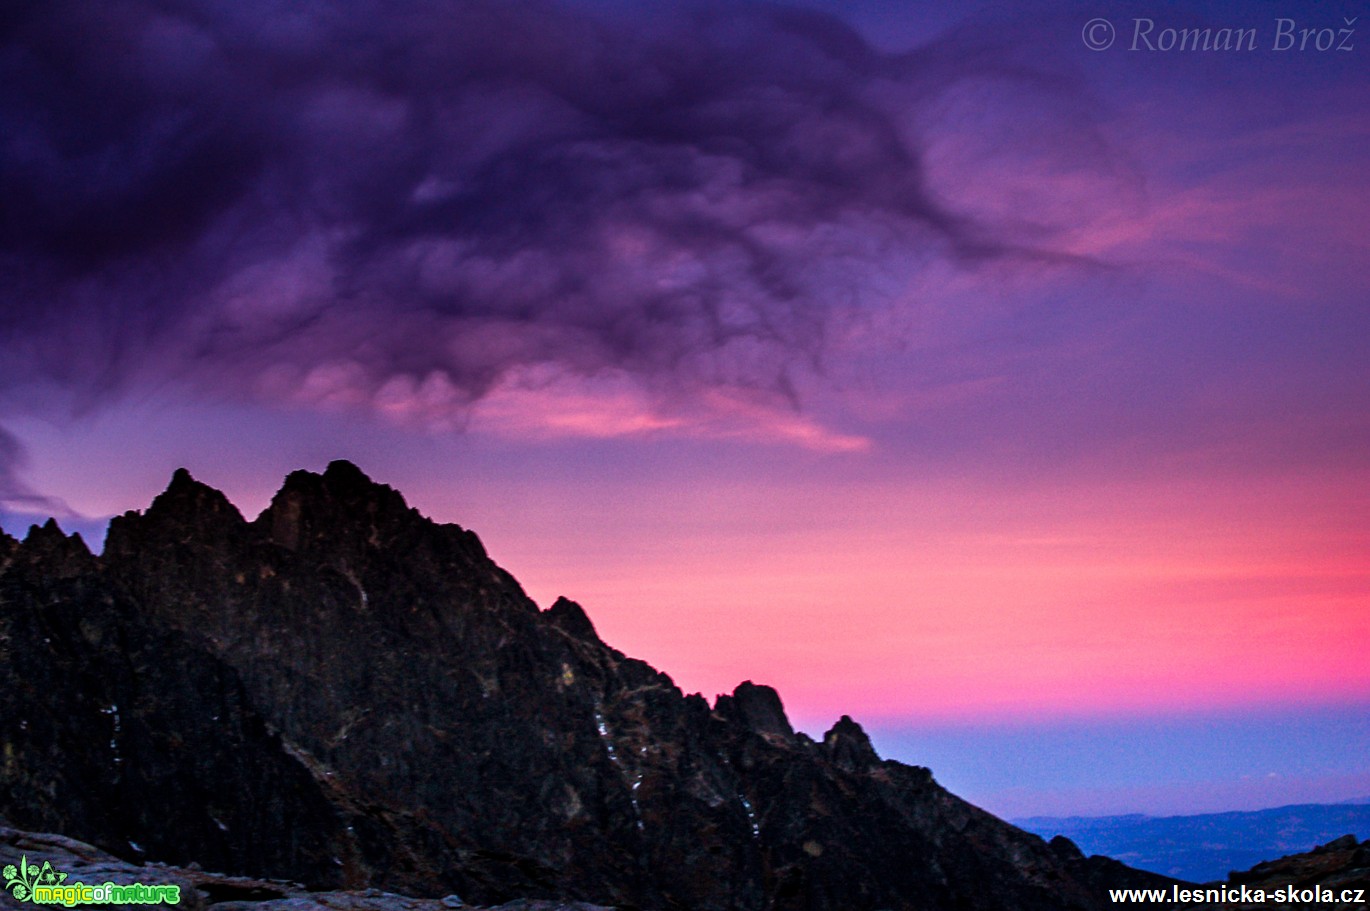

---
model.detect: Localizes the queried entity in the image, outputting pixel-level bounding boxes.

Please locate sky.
[1,0,1367,819]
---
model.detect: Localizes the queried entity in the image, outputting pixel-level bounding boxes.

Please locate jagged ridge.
[0,462,1177,910]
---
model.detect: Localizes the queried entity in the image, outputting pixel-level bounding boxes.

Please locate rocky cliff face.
[0,462,1175,910]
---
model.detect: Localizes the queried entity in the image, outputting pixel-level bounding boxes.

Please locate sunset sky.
[1,0,1367,818]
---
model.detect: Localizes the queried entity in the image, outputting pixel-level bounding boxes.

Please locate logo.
[4,856,180,907]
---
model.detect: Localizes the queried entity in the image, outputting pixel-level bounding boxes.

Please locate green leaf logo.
[4,854,61,903]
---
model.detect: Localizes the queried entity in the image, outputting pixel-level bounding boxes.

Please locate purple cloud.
[0,0,1085,427]
[0,426,70,516]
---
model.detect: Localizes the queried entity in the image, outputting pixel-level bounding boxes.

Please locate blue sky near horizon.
[1,0,1366,818]
[865,703,1370,819]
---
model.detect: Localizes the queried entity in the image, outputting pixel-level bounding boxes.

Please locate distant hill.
[1016,802,1370,884]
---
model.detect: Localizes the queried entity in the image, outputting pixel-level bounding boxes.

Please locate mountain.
[1227,834,1369,907]
[0,461,1177,910]
[1016,803,1370,884]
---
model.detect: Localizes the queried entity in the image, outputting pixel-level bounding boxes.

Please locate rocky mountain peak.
[544,596,601,643]
[260,460,414,554]
[822,714,881,773]
[715,680,795,739]
[17,518,94,577]
[157,468,245,522]
[323,458,374,487]
[104,468,246,558]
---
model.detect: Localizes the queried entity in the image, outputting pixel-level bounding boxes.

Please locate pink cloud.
[470,365,872,451]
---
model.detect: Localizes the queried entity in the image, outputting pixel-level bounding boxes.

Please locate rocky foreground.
[2,462,1178,910]
[5,823,1368,911]
[1219,835,1370,908]
[0,824,608,911]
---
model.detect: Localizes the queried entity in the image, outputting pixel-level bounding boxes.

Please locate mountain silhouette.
[0,462,1176,910]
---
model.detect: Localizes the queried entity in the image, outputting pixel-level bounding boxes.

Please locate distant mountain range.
[1016,801,1370,884]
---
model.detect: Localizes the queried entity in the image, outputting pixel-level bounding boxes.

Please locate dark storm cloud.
[0,0,1070,416]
